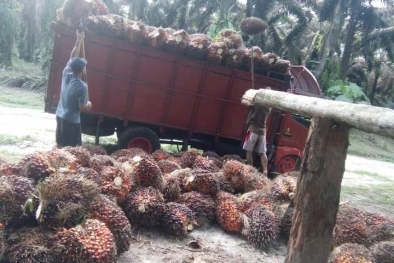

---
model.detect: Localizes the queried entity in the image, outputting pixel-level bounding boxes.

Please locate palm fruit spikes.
[134,158,165,191]
[370,241,394,263]
[271,174,297,202]
[98,166,131,203]
[183,172,220,196]
[221,154,245,164]
[151,149,171,162]
[121,187,165,227]
[82,144,107,156]
[3,228,59,263]
[111,148,147,160]
[37,174,100,228]
[157,160,181,174]
[328,243,375,263]
[222,160,257,193]
[193,155,221,172]
[242,206,279,248]
[0,163,21,176]
[202,151,220,159]
[240,17,268,35]
[55,219,117,263]
[18,152,55,183]
[64,146,92,168]
[90,155,118,172]
[218,29,243,49]
[215,191,243,233]
[89,195,132,255]
[160,202,196,236]
[236,190,273,213]
[186,34,212,60]
[178,192,216,225]
[162,173,181,202]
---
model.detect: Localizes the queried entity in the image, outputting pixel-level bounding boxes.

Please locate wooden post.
[284,117,349,263]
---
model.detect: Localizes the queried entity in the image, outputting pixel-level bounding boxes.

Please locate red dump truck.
[46,23,322,174]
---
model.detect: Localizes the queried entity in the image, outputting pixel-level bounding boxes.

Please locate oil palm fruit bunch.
[242,206,279,248]
[279,201,294,239]
[0,163,21,176]
[215,191,243,233]
[244,172,272,193]
[193,155,220,173]
[151,149,171,162]
[201,151,220,159]
[271,174,297,202]
[98,166,131,203]
[121,187,165,227]
[163,30,189,55]
[82,144,107,156]
[221,154,245,164]
[183,172,220,196]
[3,227,59,263]
[261,53,278,71]
[92,0,110,16]
[0,175,35,227]
[147,27,168,49]
[55,219,117,263]
[0,225,4,261]
[186,34,212,60]
[18,152,54,183]
[236,190,273,213]
[212,172,234,193]
[218,29,243,49]
[124,20,149,45]
[207,42,228,64]
[99,14,125,38]
[162,173,182,202]
[271,59,291,74]
[333,204,369,247]
[242,46,264,70]
[64,146,92,168]
[75,167,100,184]
[37,174,100,228]
[364,210,394,245]
[157,160,181,174]
[89,195,132,255]
[177,151,200,169]
[134,158,166,191]
[111,148,147,161]
[223,48,246,68]
[328,243,375,263]
[178,192,216,225]
[160,202,196,236]
[240,17,268,36]
[46,148,79,173]
[222,160,257,193]
[370,241,394,263]
[90,155,118,172]
[168,168,193,192]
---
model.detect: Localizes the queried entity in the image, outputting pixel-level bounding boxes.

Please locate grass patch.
[349,170,393,182]
[348,129,394,162]
[0,86,44,109]
[0,134,37,145]
[341,184,394,207]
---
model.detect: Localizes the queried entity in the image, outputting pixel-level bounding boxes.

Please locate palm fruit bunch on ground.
[183,172,220,196]
[193,155,221,172]
[242,206,280,248]
[151,149,171,162]
[0,162,21,177]
[162,172,182,202]
[222,160,259,193]
[236,190,273,213]
[363,210,394,246]
[110,148,148,161]
[82,144,108,156]
[279,201,294,238]
[271,174,297,202]
[186,34,212,60]
[178,192,216,225]
[328,243,375,263]
[3,227,59,263]
[160,202,197,236]
[64,146,92,168]
[333,204,370,247]
[0,175,36,228]
[97,166,131,203]
[221,154,245,164]
[45,148,80,173]
[37,174,100,228]
[54,219,117,263]
[90,155,118,172]
[18,152,54,183]
[89,194,132,254]
[215,191,243,233]
[370,241,394,263]
[121,187,165,227]
[158,160,181,174]
[134,157,166,191]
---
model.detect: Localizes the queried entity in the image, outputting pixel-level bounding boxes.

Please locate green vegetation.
[0,149,24,163]
[0,86,44,109]
[341,184,394,207]
[0,134,37,145]
[348,129,394,162]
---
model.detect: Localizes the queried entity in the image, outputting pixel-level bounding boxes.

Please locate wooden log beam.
[285,117,349,263]
[248,89,394,139]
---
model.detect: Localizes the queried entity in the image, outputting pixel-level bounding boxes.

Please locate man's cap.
[70,57,87,73]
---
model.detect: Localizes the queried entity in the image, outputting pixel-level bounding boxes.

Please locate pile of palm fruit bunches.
[56,0,290,78]
[0,146,393,263]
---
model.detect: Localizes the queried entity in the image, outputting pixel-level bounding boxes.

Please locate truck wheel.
[275,155,301,174]
[118,127,161,154]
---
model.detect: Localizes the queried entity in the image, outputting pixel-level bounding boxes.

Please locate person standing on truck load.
[241,87,271,176]
[56,30,92,148]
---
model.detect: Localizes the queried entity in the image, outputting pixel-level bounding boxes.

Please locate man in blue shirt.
[56,31,92,148]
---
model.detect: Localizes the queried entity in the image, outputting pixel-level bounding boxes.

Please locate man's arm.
[77,84,92,111]
[70,31,84,60]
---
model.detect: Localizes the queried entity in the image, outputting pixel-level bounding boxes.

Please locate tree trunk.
[285,116,349,263]
[340,0,359,79]
[370,70,380,105]
[253,89,394,139]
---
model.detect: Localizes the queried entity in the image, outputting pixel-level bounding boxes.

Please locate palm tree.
[0,0,19,66]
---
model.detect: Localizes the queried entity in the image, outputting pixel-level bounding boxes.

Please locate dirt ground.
[1,105,394,263]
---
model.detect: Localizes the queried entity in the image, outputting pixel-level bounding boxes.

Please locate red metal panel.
[220,104,249,138]
[85,70,106,113]
[84,42,108,73]
[228,77,251,102]
[137,56,174,86]
[131,84,167,123]
[194,98,222,134]
[108,51,137,78]
[202,72,231,98]
[166,93,196,128]
[173,66,204,92]
[103,78,131,116]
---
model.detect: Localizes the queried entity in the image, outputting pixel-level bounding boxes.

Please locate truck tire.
[271,155,301,175]
[118,127,161,154]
